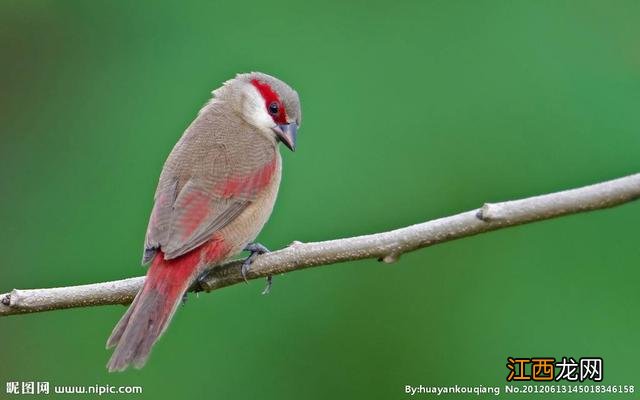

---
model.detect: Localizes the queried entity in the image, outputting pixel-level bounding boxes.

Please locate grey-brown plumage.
[106,72,301,372]
[144,72,301,262]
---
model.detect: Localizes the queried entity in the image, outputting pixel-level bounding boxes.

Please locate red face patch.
[251,79,287,125]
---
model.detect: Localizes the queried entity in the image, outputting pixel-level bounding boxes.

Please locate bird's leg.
[242,243,272,293]
[242,243,270,281]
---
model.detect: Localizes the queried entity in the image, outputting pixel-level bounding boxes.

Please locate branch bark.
[2,173,639,317]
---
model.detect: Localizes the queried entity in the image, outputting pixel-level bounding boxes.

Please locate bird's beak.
[274,123,298,152]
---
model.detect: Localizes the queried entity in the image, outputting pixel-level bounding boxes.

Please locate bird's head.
[219,72,301,151]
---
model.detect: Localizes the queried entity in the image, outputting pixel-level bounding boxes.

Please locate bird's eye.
[268,102,279,115]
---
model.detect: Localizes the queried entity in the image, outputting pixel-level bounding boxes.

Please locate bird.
[105,72,301,372]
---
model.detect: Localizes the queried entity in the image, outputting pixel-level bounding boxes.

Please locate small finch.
[106,72,301,372]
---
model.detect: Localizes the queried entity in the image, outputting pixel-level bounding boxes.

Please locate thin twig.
[2,173,639,317]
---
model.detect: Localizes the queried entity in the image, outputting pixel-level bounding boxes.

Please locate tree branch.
[2,173,639,317]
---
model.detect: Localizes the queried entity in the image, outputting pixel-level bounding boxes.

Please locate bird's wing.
[142,121,278,263]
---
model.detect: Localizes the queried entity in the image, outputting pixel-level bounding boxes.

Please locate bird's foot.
[189,271,208,293]
[242,242,273,294]
[261,275,273,295]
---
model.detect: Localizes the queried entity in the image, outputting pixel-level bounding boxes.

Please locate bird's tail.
[106,248,207,372]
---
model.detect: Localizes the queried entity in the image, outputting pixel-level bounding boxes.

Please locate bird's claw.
[241,253,257,283]
[261,275,273,295]
[242,242,272,291]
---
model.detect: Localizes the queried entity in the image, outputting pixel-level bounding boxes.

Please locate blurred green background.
[1,1,639,399]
